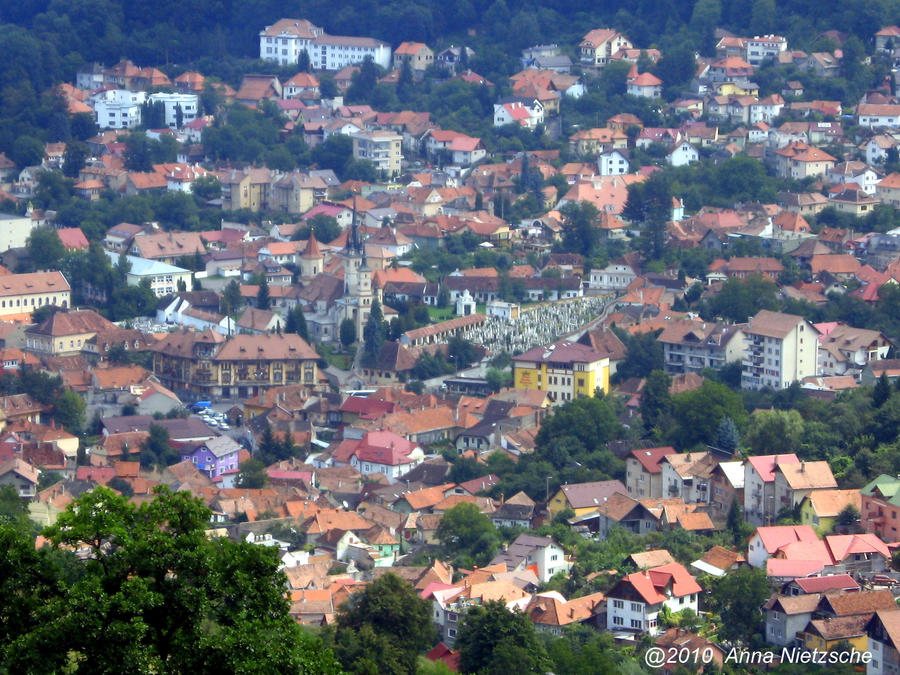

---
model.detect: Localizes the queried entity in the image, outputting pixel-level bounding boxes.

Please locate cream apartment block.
[742,310,818,390]
[0,271,71,317]
[259,18,391,70]
[352,131,402,177]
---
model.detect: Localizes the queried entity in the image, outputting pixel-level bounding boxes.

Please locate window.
[613,616,624,626]
[631,619,641,628]
[630,602,641,612]
[612,599,624,609]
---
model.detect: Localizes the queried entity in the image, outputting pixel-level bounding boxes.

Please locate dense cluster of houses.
[9,14,900,672]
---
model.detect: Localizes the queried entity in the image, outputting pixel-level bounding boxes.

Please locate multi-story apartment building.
[146,92,199,129]
[352,131,402,177]
[0,271,71,318]
[310,34,392,70]
[150,331,320,399]
[512,340,610,404]
[92,89,146,129]
[657,319,746,375]
[741,310,818,390]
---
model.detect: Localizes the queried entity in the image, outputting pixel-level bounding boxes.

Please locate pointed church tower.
[342,199,373,340]
[299,230,323,277]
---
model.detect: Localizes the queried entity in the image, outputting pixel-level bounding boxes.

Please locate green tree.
[640,369,672,434]
[53,389,86,435]
[727,499,752,546]
[256,277,271,310]
[140,423,178,468]
[448,336,478,370]
[362,300,386,367]
[456,600,551,675]
[236,458,267,489]
[715,416,740,454]
[298,48,311,72]
[62,140,89,178]
[744,408,805,456]
[340,318,357,348]
[670,381,747,448]
[332,573,436,675]
[2,487,341,673]
[705,276,779,322]
[706,566,769,644]
[874,372,892,408]
[10,135,44,168]
[191,175,221,202]
[25,225,66,271]
[284,305,309,341]
[220,279,243,316]
[436,502,499,567]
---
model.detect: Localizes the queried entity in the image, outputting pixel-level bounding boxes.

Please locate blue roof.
[103,250,189,276]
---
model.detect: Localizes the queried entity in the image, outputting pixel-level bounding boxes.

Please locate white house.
[493,101,543,129]
[667,141,699,167]
[147,92,199,129]
[746,524,819,568]
[744,35,788,64]
[489,534,571,583]
[606,563,701,635]
[92,89,146,129]
[866,134,900,165]
[741,310,818,390]
[587,260,637,290]
[347,430,424,479]
[598,149,630,175]
[627,72,662,98]
[103,251,192,298]
[858,104,900,129]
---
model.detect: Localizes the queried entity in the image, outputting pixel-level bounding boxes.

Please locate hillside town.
[10,7,900,674]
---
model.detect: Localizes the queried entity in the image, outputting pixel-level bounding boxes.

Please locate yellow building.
[150,330,320,399]
[801,615,869,653]
[548,481,629,519]
[512,340,609,405]
[798,489,861,535]
[0,271,71,318]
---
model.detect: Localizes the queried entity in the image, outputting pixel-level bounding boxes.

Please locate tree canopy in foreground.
[0,486,340,674]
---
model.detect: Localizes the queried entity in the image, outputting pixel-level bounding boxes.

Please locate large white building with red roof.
[606,562,702,634]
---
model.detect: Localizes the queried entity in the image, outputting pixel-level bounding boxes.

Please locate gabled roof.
[611,563,702,605]
[556,480,628,509]
[753,524,819,554]
[776,461,837,491]
[628,447,676,474]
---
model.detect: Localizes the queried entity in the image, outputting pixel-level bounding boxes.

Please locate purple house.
[180,436,241,480]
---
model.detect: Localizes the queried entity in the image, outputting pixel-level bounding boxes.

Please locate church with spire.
[338,201,375,340]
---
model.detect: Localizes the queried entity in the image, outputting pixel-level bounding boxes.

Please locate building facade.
[742,310,818,390]
[512,340,610,404]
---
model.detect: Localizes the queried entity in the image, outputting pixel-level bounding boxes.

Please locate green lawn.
[317,344,354,370]
[427,304,487,323]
